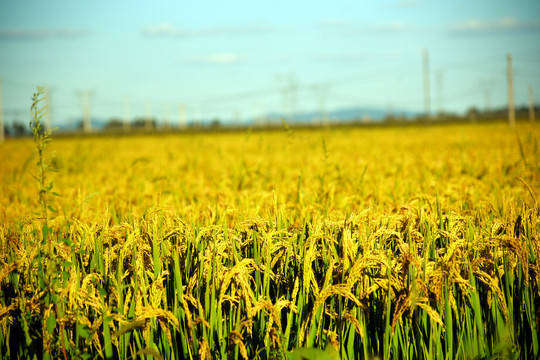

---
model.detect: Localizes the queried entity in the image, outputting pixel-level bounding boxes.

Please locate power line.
[1,53,538,127]
[479,78,496,111]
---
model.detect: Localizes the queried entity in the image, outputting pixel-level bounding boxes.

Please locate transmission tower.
[77,90,94,133]
[276,73,298,122]
[312,83,329,125]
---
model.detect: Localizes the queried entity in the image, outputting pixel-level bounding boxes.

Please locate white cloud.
[448,17,540,34]
[315,17,351,28]
[141,23,272,38]
[140,22,184,36]
[0,28,91,40]
[384,1,425,9]
[362,22,415,33]
[316,19,416,35]
[180,53,243,65]
[317,50,403,62]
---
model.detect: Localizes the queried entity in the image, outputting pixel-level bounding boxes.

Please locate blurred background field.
[2,122,538,224]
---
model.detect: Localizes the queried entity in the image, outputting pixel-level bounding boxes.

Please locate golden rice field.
[0,120,539,359]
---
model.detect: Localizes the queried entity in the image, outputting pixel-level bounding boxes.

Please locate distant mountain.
[264,106,421,124]
[53,106,422,131]
[54,118,109,131]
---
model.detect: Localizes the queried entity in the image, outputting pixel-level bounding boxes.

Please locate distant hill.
[55,106,421,131]
[264,106,420,124]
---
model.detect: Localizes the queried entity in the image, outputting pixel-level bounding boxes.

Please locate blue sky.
[1,0,539,127]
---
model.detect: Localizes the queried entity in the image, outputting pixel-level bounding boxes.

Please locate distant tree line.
[103,117,157,131]
[3,105,537,137]
[379,105,536,125]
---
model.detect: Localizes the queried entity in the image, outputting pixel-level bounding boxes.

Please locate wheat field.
[1,120,539,359]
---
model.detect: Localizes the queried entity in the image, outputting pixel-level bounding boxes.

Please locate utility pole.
[435,70,444,118]
[195,104,202,127]
[276,74,287,123]
[77,90,94,133]
[290,76,298,122]
[0,79,4,143]
[45,87,52,131]
[252,102,260,126]
[145,100,153,130]
[507,53,515,127]
[312,83,329,125]
[162,101,171,129]
[233,108,240,126]
[178,104,186,129]
[530,85,536,124]
[123,96,131,132]
[422,49,431,120]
